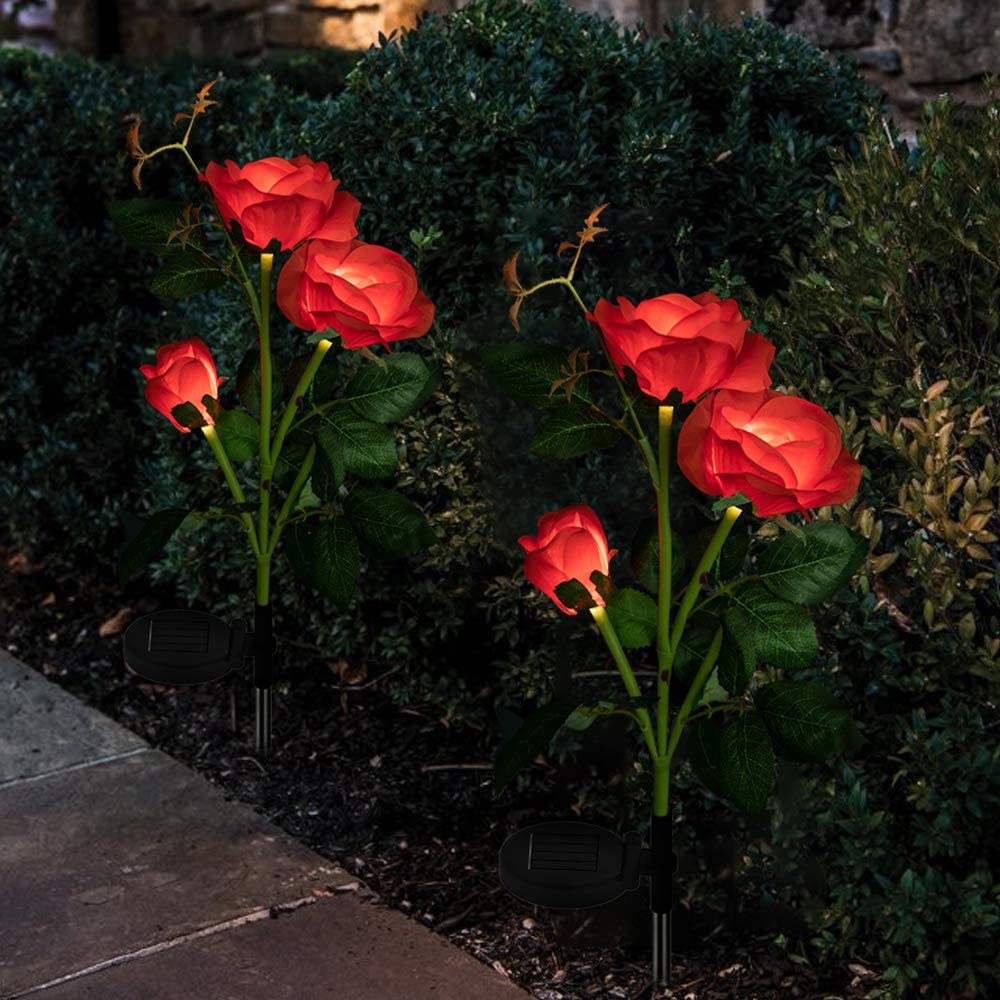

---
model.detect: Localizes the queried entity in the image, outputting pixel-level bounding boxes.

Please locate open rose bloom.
[589,290,775,403]
[198,156,361,251]
[677,388,862,516]
[140,337,224,433]
[277,238,435,350]
[518,504,617,615]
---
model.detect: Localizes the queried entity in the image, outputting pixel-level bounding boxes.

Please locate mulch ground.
[0,546,886,999]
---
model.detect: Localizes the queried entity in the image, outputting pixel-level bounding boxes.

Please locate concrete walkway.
[0,651,526,999]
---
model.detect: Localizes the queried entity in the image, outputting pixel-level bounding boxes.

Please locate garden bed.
[0,545,882,999]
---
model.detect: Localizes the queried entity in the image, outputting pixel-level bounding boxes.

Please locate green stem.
[271,338,334,467]
[665,627,724,768]
[656,405,674,756]
[669,506,744,656]
[267,443,316,558]
[258,253,275,561]
[256,552,270,606]
[200,425,260,558]
[589,605,659,761]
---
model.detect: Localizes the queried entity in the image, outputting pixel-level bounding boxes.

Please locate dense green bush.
[737,91,1000,997]
[315,0,881,325]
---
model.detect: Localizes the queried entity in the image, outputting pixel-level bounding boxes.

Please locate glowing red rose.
[518,503,618,615]
[677,388,862,516]
[588,290,774,404]
[140,337,224,433]
[198,156,361,251]
[276,239,435,351]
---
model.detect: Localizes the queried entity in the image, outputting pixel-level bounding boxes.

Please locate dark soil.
[0,548,884,999]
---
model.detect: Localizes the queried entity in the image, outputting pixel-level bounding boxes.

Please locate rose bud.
[518,503,618,615]
[140,337,224,433]
[677,388,862,516]
[276,239,435,351]
[588,290,774,404]
[198,156,361,251]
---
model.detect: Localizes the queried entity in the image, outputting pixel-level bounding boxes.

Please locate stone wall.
[5,1,997,134]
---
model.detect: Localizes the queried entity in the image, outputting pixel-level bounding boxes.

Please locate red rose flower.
[518,503,618,615]
[677,388,862,516]
[588,290,774,403]
[140,337,224,433]
[198,156,361,252]
[276,239,435,350]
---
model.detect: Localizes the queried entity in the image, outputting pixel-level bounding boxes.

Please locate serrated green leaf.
[343,485,436,559]
[723,584,818,669]
[717,519,751,581]
[719,712,775,815]
[345,352,438,423]
[756,520,868,604]
[530,404,617,459]
[754,681,862,763]
[482,341,593,409]
[311,428,345,501]
[150,252,225,298]
[107,198,203,255]
[606,587,657,649]
[314,409,397,479]
[214,407,259,463]
[671,609,722,688]
[284,516,360,611]
[494,700,577,792]
[119,507,191,585]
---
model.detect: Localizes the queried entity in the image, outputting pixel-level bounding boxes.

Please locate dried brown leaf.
[508,295,523,332]
[502,250,524,296]
[556,240,576,256]
[98,607,134,638]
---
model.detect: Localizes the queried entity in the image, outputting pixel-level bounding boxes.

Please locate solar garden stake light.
[489,206,870,991]
[116,82,439,753]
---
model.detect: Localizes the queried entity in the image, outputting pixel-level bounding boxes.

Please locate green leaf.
[606,587,657,649]
[482,341,593,409]
[553,578,597,612]
[717,519,751,581]
[149,252,225,298]
[345,352,439,423]
[284,516,360,611]
[754,681,862,763]
[236,346,262,418]
[170,401,207,430]
[687,718,728,798]
[723,584,818,669]
[494,700,576,792]
[273,428,314,492]
[214,407,259,463]
[314,409,398,479]
[119,507,191,585]
[107,198,202,255]
[564,699,620,731]
[311,428,345,501]
[671,609,722,688]
[343,485,437,559]
[711,491,752,512]
[530,404,617,459]
[756,520,868,604]
[629,517,687,594]
[717,615,755,696]
[719,712,775,816]
[309,348,341,404]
